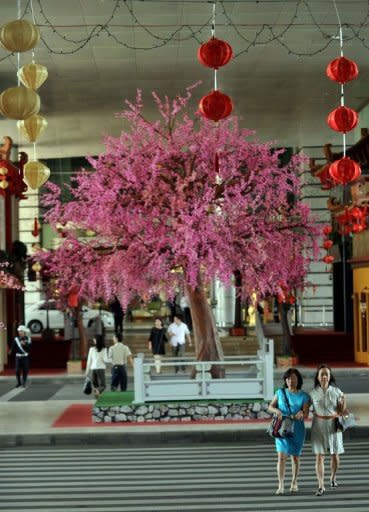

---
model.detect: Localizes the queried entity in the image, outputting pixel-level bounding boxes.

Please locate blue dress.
[275,388,310,456]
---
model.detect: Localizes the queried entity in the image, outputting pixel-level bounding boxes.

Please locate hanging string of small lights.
[0,0,368,61]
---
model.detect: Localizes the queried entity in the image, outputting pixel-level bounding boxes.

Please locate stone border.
[93,401,271,423]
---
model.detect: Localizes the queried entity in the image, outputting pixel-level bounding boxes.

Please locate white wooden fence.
[133,337,274,404]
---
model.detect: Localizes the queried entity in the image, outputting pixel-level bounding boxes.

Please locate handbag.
[83,376,92,395]
[335,412,356,432]
[267,388,294,439]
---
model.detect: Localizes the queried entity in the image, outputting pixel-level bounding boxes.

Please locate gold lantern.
[0,86,40,120]
[18,62,48,90]
[24,160,50,190]
[0,19,40,53]
[17,114,48,142]
[0,167,8,189]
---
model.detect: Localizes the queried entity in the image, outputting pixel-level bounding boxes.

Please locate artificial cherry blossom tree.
[41,87,321,362]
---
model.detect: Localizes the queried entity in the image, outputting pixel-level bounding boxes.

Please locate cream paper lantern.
[0,86,40,120]
[17,114,48,142]
[0,19,40,52]
[18,62,48,90]
[24,160,50,190]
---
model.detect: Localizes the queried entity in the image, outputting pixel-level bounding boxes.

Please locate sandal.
[290,482,298,492]
[315,487,325,496]
[331,480,339,488]
[275,487,285,495]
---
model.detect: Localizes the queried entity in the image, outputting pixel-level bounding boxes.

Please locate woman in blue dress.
[268,368,310,495]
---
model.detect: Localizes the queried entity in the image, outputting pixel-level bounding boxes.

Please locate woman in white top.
[309,364,346,496]
[85,335,109,398]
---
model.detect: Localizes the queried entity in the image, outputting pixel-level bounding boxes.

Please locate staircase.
[298,146,336,327]
[123,323,259,358]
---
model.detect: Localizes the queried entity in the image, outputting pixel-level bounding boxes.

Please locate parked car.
[25,300,115,334]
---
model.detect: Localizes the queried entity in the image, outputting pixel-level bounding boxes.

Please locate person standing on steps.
[148,317,168,374]
[9,325,32,388]
[268,368,310,496]
[167,314,192,373]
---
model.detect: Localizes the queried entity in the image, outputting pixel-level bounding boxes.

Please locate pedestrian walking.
[167,314,192,373]
[180,294,192,331]
[9,325,32,388]
[108,333,133,391]
[148,318,168,374]
[109,296,124,337]
[85,335,109,398]
[268,368,310,495]
[309,364,347,496]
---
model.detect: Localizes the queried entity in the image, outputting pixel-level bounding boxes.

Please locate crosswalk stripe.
[0,442,368,511]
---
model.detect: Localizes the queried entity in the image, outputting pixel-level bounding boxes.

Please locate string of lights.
[0,0,368,59]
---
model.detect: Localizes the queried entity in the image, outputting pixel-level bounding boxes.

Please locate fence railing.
[133,338,274,404]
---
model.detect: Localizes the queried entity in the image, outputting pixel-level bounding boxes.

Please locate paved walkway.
[1,366,368,447]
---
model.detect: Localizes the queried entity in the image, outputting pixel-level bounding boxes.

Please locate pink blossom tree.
[40,87,321,362]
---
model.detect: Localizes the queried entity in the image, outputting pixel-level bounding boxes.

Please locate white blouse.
[86,346,109,374]
[309,385,343,416]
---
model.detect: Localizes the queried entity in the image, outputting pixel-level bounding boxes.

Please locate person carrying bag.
[268,368,310,496]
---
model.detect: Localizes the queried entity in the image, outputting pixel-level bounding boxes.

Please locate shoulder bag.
[335,412,356,432]
[267,388,295,439]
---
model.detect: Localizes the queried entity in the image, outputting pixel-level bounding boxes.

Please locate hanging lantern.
[323,255,334,264]
[0,166,9,190]
[0,86,40,120]
[326,56,359,84]
[198,37,233,69]
[352,223,366,233]
[329,157,361,185]
[0,19,40,52]
[17,114,47,142]
[327,106,358,133]
[323,225,333,235]
[31,217,40,237]
[350,206,366,220]
[67,288,79,308]
[23,160,50,189]
[323,240,333,250]
[18,62,48,90]
[199,90,233,122]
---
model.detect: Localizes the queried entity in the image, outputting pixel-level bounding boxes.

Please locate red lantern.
[31,217,40,237]
[352,223,366,233]
[327,106,358,133]
[323,240,333,249]
[350,206,366,220]
[329,157,361,185]
[67,288,79,308]
[198,37,233,69]
[326,56,359,84]
[323,226,332,235]
[323,255,334,264]
[199,90,233,122]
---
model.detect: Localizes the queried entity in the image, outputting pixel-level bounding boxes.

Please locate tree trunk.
[75,308,88,361]
[279,303,292,356]
[185,282,224,377]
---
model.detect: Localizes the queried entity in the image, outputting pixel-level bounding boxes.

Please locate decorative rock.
[135,406,148,416]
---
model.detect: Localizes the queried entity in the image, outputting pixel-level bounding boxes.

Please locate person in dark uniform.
[9,325,31,388]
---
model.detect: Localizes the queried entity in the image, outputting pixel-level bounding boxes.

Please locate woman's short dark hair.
[282,368,303,389]
[314,364,337,388]
[154,317,163,327]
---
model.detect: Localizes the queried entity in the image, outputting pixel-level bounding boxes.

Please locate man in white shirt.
[108,334,133,391]
[167,315,192,373]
